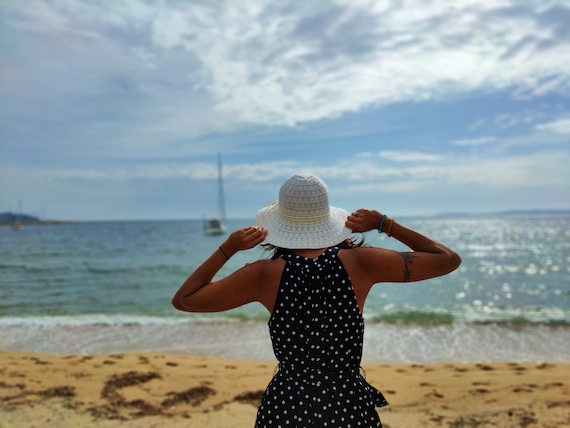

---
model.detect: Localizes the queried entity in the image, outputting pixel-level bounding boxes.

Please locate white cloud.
[378,151,442,162]
[4,0,570,132]
[451,137,497,146]
[147,0,570,126]
[534,116,570,134]
[51,150,570,191]
[494,110,549,128]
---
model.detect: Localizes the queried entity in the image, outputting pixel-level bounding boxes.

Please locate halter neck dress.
[255,247,388,428]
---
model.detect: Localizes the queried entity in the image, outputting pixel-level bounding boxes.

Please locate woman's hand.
[345,209,385,233]
[222,226,268,256]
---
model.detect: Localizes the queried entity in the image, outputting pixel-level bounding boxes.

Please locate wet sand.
[1,351,569,427]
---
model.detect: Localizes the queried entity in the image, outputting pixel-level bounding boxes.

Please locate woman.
[173,175,461,428]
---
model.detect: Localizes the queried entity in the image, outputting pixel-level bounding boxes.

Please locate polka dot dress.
[255,247,388,428]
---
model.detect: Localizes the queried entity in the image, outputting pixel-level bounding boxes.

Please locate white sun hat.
[256,175,352,249]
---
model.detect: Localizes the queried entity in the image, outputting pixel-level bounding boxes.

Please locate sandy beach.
[1,352,568,428]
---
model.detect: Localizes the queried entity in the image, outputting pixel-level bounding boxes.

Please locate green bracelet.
[377,214,386,233]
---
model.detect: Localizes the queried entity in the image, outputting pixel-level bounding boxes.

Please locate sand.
[1,352,569,428]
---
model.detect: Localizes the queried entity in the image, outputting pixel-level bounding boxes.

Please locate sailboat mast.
[217,152,226,222]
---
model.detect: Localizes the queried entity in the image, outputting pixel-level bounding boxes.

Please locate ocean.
[1,216,569,364]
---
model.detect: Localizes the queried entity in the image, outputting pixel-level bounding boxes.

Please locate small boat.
[203,217,226,236]
[203,153,227,236]
[10,221,24,230]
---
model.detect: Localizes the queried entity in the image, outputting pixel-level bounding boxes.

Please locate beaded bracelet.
[377,214,387,233]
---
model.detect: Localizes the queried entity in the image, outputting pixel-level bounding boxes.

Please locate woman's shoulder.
[339,246,390,264]
[339,245,373,256]
[242,257,285,277]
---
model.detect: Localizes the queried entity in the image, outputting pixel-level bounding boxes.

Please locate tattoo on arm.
[398,252,419,282]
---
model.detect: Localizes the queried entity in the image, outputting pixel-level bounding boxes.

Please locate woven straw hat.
[256,175,352,249]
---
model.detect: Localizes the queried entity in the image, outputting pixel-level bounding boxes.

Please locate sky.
[1,0,569,221]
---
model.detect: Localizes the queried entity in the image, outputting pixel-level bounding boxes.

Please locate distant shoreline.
[0,211,73,226]
[1,210,569,224]
[0,220,73,226]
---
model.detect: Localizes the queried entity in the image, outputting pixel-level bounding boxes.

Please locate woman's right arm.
[172,226,270,312]
[346,209,461,283]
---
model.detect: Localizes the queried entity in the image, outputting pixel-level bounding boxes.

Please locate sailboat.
[203,153,227,236]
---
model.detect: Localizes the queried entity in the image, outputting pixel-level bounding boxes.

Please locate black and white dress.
[255,247,388,428]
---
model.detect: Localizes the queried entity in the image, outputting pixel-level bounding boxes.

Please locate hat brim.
[256,202,352,249]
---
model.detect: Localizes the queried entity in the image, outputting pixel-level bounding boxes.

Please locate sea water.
[1,216,569,363]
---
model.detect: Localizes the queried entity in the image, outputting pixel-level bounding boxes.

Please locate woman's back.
[257,246,387,428]
[269,247,364,370]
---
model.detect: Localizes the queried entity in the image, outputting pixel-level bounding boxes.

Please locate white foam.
[362,323,570,364]
[1,318,568,363]
[0,313,235,327]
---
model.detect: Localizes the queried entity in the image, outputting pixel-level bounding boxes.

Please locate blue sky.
[1,0,569,220]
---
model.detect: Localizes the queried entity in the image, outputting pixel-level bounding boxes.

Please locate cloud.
[147,0,570,126]
[52,149,570,191]
[378,151,443,162]
[3,0,570,139]
[493,110,550,128]
[451,136,497,146]
[534,116,570,134]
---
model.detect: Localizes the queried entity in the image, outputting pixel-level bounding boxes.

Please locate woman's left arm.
[172,226,268,312]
